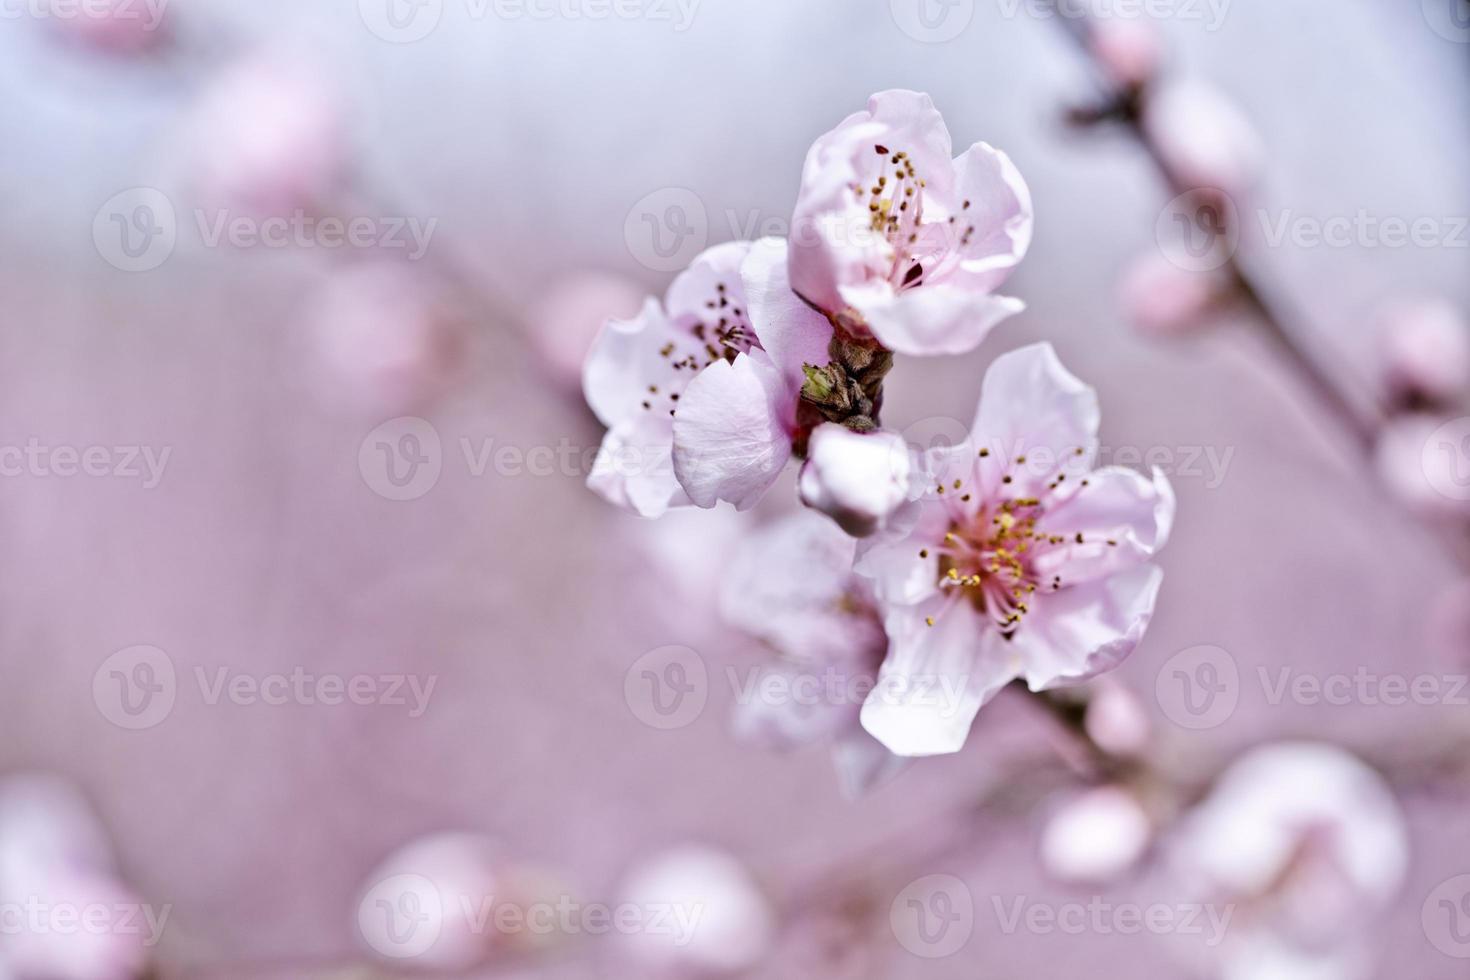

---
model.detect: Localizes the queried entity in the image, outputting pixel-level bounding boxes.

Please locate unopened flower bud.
[1084,679,1152,756]
[1040,785,1151,885]
[1090,20,1161,91]
[1118,252,1227,338]
[799,425,912,538]
[617,845,774,976]
[46,0,168,54]
[1144,80,1263,196]
[1379,298,1470,405]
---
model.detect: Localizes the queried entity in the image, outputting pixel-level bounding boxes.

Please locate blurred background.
[0,0,1467,976]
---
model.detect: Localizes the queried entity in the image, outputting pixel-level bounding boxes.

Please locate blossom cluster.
[584,90,1176,777]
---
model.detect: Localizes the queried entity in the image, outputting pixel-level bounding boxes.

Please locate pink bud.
[1089,20,1161,90]
[798,425,912,538]
[1379,299,1470,404]
[189,53,345,218]
[1118,252,1224,338]
[307,262,459,416]
[356,833,506,971]
[1084,679,1152,756]
[529,272,646,391]
[1144,80,1263,195]
[1040,785,1152,885]
[45,0,168,54]
[1374,413,1470,518]
[617,846,774,976]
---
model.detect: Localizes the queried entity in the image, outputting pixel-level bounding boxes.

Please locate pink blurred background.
[0,0,1466,976]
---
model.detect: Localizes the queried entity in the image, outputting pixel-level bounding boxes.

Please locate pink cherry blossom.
[723,511,904,796]
[668,238,833,511]
[797,425,914,538]
[788,90,1033,357]
[1165,743,1408,980]
[853,343,1174,756]
[1089,19,1161,91]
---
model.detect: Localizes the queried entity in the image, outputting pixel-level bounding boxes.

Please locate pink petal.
[586,412,687,519]
[842,280,1025,357]
[942,142,1034,293]
[740,238,833,385]
[1031,466,1176,586]
[831,729,909,798]
[671,352,792,511]
[665,240,753,321]
[860,598,1020,757]
[798,425,913,538]
[852,500,952,607]
[582,297,677,429]
[971,342,1101,497]
[1015,563,1164,692]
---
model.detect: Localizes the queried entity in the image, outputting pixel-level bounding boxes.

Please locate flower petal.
[671,351,792,510]
[798,425,914,538]
[841,280,1025,357]
[971,342,1101,497]
[942,142,1034,293]
[740,237,833,385]
[586,412,688,519]
[582,296,678,429]
[831,729,908,798]
[1032,467,1176,585]
[860,598,1021,757]
[664,241,753,321]
[1015,564,1164,692]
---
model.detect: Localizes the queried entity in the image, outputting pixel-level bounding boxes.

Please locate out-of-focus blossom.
[788,90,1032,356]
[307,262,459,416]
[588,240,830,516]
[45,0,168,54]
[1378,298,1470,404]
[1083,678,1152,756]
[724,511,903,796]
[529,271,646,391]
[616,845,774,977]
[188,52,345,218]
[1039,784,1152,885]
[637,505,750,620]
[1118,252,1227,338]
[798,425,913,538]
[1089,20,1161,91]
[667,239,833,512]
[1165,743,1408,980]
[1374,413,1468,518]
[0,776,150,980]
[1144,80,1263,196]
[854,343,1174,756]
[357,832,529,971]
